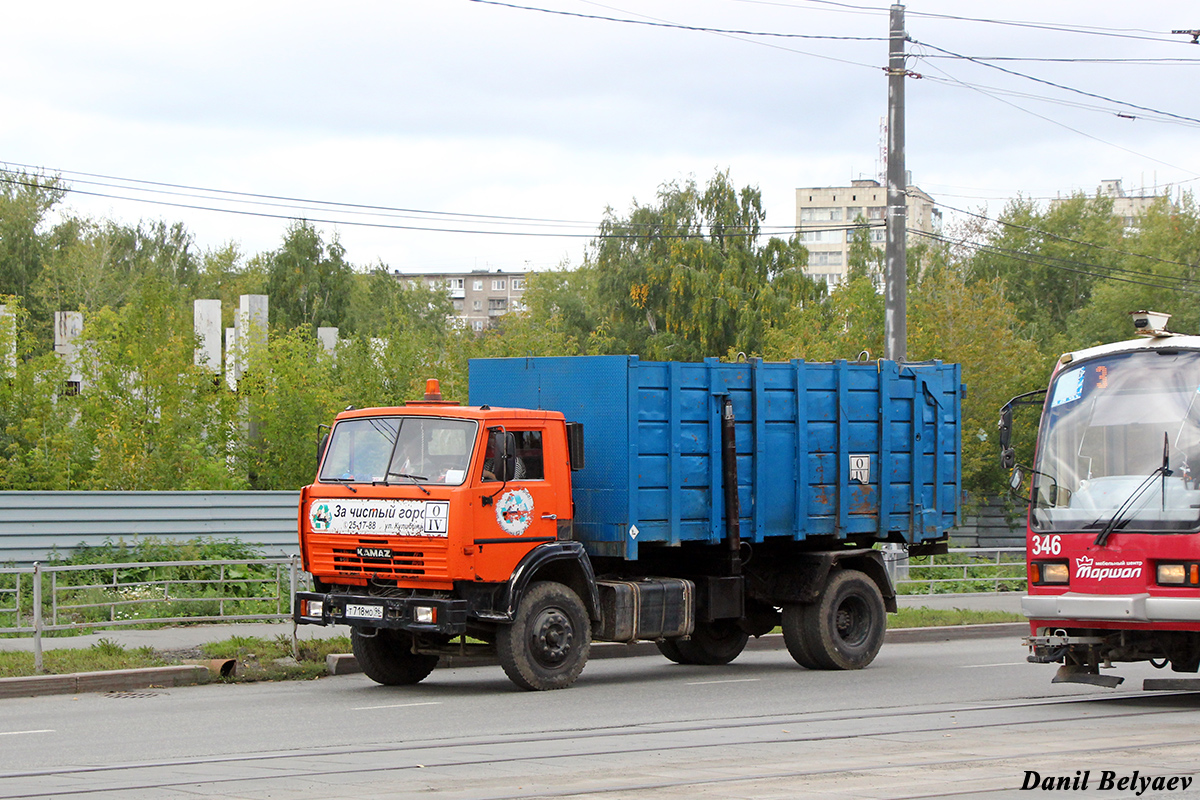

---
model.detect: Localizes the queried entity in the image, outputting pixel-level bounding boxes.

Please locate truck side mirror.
[490,429,518,481]
[1001,447,1016,470]
[316,425,331,473]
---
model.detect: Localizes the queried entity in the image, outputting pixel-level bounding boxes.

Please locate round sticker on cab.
[495,489,534,536]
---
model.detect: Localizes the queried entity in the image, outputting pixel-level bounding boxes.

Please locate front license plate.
[345,604,384,620]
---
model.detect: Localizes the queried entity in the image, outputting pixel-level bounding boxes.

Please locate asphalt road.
[2,635,1199,799]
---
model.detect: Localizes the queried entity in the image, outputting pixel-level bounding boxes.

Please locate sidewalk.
[896,591,1024,613]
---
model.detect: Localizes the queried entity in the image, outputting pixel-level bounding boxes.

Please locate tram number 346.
[1031,535,1061,556]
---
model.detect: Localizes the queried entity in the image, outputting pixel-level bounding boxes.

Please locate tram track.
[2,691,1199,799]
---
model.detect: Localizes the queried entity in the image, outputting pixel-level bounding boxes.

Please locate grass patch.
[198,634,353,683]
[0,634,352,681]
[888,606,1023,628]
[0,638,169,678]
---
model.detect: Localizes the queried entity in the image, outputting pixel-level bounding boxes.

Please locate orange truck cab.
[295,382,597,690]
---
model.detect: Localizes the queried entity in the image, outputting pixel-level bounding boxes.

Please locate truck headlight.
[414,606,437,624]
[1157,563,1200,585]
[1032,561,1069,585]
[304,599,324,618]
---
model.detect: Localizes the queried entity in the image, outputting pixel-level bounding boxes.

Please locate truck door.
[471,428,560,582]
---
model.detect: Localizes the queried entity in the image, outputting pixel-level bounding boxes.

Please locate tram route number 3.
[1031,534,1061,556]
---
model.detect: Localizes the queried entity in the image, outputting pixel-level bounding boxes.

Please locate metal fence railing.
[2,548,1025,673]
[884,546,1026,595]
[0,556,303,671]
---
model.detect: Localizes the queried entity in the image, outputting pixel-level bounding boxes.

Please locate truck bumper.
[294,591,468,637]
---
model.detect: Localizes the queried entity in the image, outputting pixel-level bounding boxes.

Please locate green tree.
[908,266,1046,496]
[0,170,64,301]
[265,221,353,332]
[964,194,1123,348]
[347,268,454,341]
[1065,194,1200,348]
[75,280,245,490]
[586,170,822,360]
[241,328,343,490]
[0,297,95,489]
[764,274,884,362]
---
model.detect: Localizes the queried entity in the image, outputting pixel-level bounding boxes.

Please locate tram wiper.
[1093,433,1171,547]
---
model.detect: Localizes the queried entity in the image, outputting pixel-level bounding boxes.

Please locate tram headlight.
[1032,561,1069,585]
[1156,563,1200,585]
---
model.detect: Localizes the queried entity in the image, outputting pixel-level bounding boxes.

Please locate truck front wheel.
[782,569,885,670]
[498,581,591,691]
[351,629,440,685]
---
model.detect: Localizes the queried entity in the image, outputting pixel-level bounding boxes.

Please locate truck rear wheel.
[780,604,820,669]
[672,620,749,665]
[351,629,440,685]
[498,581,591,691]
[782,569,885,670]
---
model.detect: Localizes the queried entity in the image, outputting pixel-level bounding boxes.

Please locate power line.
[0,171,808,241]
[908,51,1200,178]
[911,229,1200,295]
[914,70,1200,129]
[917,56,1200,65]
[467,0,885,40]
[733,1,1189,44]
[933,197,1200,274]
[911,38,1200,127]
[0,160,595,228]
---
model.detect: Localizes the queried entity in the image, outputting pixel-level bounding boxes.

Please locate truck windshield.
[1032,349,1200,533]
[319,416,478,486]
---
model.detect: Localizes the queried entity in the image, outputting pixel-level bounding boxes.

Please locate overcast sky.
[2,1,1198,275]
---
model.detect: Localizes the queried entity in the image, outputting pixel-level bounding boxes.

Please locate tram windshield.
[1032,349,1200,533]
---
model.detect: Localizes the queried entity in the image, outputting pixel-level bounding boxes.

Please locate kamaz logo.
[356,547,392,559]
[1075,555,1142,581]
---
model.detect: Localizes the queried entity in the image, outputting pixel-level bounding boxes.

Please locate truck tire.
[498,581,591,691]
[655,638,688,664]
[672,620,749,665]
[780,604,820,669]
[351,629,440,685]
[784,569,885,670]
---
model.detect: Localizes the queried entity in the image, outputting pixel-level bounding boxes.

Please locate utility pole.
[884,3,907,362]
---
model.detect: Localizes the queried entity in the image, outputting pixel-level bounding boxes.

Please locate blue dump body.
[470,356,962,560]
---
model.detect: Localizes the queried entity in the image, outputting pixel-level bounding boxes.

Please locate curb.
[0,665,209,699]
[326,622,1029,676]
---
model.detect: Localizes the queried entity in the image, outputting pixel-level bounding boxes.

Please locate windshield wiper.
[322,477,358,493]
[1093,433,1171,547]
[385,472,430,495]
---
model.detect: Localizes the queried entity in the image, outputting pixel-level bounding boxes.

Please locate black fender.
[833,549,897,612]
[748,548,897,612]
[467,541,600,624]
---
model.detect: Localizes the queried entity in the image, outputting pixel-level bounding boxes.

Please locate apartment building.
[397,269,529,332]
[795,178,940,287]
